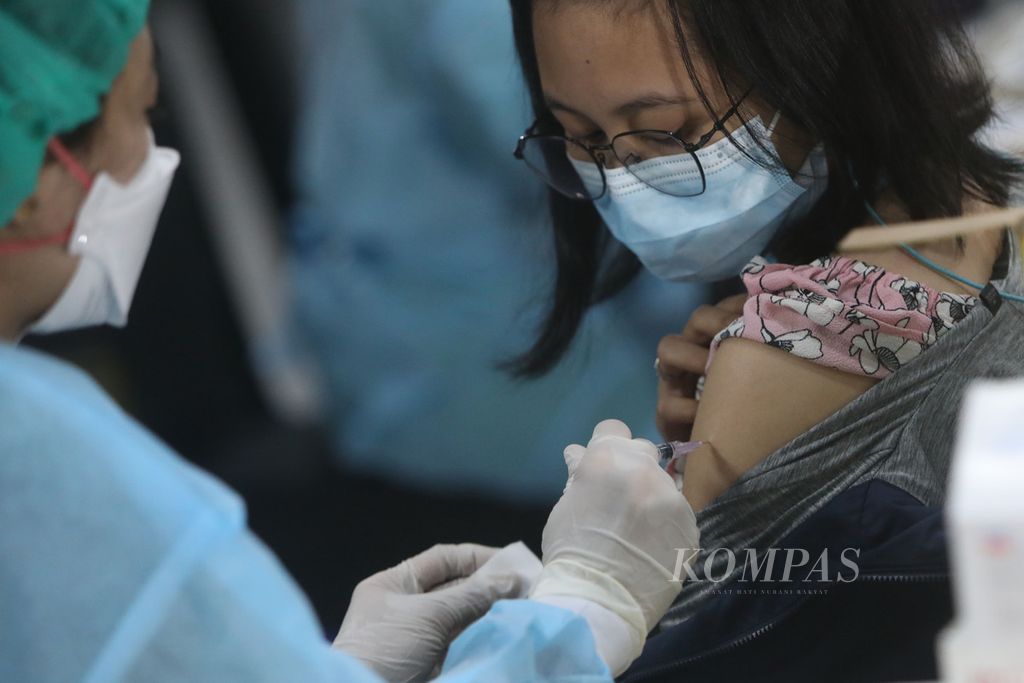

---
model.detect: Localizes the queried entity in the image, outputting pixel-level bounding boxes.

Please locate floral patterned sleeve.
[701,255,979,391]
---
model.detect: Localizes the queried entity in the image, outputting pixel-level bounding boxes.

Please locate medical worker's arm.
[440,600,610,681]
[113,520,610,683]
[106,520,380,683]
[338,420,698,680]
[93,422,691,682]
[334,543,529,682]
[530,420,701,676]
[435,420,698,680]
[0,352,675,683]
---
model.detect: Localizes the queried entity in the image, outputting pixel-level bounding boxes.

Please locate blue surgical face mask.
[571,115,829,282]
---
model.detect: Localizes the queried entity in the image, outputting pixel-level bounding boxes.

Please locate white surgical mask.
[31,132,180,334]
[572,114,828,282]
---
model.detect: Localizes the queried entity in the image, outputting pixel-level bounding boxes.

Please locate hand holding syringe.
[564,436,704,493]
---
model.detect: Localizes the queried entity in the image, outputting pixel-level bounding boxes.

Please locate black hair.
[506,0,1024,377]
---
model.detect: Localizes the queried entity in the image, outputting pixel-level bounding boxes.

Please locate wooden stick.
[837,207,1024,253]
[992,84,1024,101]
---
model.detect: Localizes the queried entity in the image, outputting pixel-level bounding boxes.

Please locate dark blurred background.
[24,0,1023,636]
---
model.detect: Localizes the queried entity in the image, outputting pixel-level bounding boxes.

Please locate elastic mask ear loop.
[47,138,94,191]
[0,139,94,256]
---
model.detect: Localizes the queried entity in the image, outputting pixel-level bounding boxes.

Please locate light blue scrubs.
[0,344,609,683]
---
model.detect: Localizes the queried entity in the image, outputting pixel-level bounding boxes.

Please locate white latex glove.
[333,543,525,683]
[532,419,701,672]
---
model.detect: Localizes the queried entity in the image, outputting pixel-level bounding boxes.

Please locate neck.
[0,254,75,342]
[850,193,1005,294]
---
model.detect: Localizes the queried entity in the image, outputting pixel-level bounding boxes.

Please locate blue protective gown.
[0,343,610,683]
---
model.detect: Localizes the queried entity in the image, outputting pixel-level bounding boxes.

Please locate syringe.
[656,440,704,472]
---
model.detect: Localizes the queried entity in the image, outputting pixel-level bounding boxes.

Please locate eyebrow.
[545,92,696,118]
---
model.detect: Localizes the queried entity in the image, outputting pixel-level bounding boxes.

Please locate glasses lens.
[612,132,706,197]
[519,136,604,200]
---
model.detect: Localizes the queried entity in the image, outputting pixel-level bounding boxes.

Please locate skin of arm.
[680,337,878,512]
[678,218,1004,513]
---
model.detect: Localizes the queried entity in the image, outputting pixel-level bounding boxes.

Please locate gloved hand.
[532,420,701,667]
[333,543,525,683]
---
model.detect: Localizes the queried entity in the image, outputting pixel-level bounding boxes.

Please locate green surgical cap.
[0,0,150,227]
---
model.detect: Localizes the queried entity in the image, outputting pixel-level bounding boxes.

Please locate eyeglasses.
[513,95,747,201]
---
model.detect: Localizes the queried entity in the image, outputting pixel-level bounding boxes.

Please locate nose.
[591,144,623,170]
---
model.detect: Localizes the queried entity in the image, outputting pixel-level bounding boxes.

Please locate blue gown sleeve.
[439,601,611,682]
[123,541,612,683]
[129,554,612,683]
[109,525,375,683]
[65,490,612,683]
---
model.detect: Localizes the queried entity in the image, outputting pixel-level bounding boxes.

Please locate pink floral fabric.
[703,255,979,384]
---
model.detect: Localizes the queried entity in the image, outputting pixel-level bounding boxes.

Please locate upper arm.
[681,338,878,511]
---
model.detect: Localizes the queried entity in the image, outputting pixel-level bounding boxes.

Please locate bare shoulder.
[681,338,878,511]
